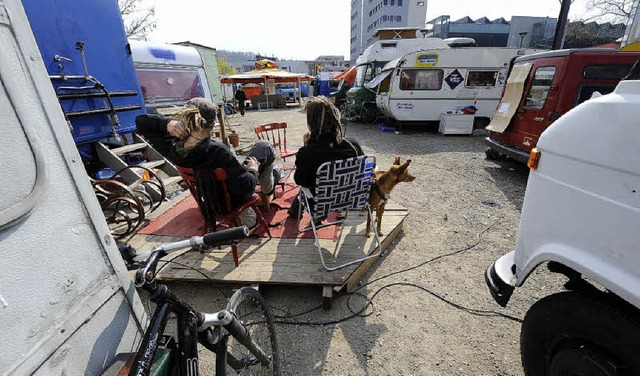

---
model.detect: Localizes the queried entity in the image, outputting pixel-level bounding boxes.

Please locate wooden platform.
[124,195,408,300]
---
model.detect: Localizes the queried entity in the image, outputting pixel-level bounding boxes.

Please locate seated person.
[289,96,363,218]
[135,98,279,228]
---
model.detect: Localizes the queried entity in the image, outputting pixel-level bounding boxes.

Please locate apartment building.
[350,0,428,63]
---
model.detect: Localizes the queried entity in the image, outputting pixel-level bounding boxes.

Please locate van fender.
[514,242,640,310]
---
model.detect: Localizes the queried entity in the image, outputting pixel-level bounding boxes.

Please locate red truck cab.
[485,49,640,162]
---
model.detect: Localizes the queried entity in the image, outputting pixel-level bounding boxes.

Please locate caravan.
[375,47,539,129]
[130,41,223,114]
[346,28,451,121]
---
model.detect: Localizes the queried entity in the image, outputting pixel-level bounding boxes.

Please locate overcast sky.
[147,0,592,60]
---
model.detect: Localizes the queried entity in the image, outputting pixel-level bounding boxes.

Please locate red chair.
[255,122,298,161]
[176,166,272,267]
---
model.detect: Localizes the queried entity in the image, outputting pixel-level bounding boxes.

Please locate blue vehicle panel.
[22,0,146,144]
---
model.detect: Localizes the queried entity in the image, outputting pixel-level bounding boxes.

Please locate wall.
[0,1,145,374]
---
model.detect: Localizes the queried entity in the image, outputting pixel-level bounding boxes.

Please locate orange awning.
[331,66,356,85]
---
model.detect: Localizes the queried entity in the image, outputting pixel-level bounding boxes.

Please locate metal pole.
[552,0,571,50]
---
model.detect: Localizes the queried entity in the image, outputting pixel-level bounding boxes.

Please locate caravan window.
[466,71,498,87]
[399,69,443,90]
[524,66,556,109]
[136,68,205,103]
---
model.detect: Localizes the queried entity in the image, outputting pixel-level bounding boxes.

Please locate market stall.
[221,59,314,108]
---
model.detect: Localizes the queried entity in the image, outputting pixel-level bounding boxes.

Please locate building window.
[399,69,444,90]
[382,15,388,22]
[384,0,388,4]
[398,0,403,5]
[524,66,556,109]
[417,1,424,5]
[466,71,498,87]
[395,15,401,22]
[390,0,395,5]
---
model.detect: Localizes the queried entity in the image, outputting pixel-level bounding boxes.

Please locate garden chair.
[296,155,382,271]
[254,122,298,161]
[176,166,272,267]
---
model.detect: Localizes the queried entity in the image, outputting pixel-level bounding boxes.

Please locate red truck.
[485,48,640,162]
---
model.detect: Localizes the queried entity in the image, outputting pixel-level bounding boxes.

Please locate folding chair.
[255,122,298,161]
[176,166,272,267]
[297,155,382,271]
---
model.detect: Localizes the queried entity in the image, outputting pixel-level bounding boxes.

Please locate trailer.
[375,47,540,129]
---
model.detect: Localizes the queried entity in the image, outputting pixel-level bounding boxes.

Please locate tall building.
[350,0,428,63]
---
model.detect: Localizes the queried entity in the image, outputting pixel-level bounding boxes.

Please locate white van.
[375,48,538,128]
[485,61,640,373]
[129,41,214,113]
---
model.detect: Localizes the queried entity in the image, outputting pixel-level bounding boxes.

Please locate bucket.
[228,130,240,147]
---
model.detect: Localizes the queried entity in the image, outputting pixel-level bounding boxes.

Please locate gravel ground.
[158,102,566,375]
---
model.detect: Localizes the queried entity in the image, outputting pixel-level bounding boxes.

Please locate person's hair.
[305,96,343,143]
[174,105,210,133]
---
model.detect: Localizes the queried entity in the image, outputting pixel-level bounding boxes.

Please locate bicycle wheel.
[220,287,281,376]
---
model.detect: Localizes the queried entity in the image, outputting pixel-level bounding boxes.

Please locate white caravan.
[374,48,539,127]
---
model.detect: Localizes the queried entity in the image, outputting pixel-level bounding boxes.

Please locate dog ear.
[397,159,411,172]
[393,156,401,165]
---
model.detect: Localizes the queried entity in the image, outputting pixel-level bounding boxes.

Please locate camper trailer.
[346,28,451,120]
[130,41,214,114]
[485,49,640,162]
[375,48,538,129]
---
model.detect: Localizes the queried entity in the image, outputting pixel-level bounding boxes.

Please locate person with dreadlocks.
[135,98,279,228]
[289,96,363,218]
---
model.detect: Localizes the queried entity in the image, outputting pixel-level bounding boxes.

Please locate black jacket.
[294,136,363,193]
[235,89,247,102]
[135,114,258,206]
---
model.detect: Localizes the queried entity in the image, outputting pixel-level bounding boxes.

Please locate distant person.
[289,96,363,220]
[235,86,247,116]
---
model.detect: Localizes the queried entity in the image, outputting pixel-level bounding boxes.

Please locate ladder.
[95,134,182,201]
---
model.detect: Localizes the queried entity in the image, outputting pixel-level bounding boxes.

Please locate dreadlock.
[174,105,210,134]
[305,96,343,144]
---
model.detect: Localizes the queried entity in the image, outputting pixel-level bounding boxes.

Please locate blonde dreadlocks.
[174,105,210,134]
[305,96,344,144]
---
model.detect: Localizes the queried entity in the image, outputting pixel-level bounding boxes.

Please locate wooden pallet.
[125,195,408,306]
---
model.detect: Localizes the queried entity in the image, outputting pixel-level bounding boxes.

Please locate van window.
[466,71,498,87]
[524,66,556,109]
[583,65,632,80]
[136,68,205,103]
[399,69,443,90]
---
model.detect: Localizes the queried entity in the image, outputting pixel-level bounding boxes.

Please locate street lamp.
[518,32,529,48]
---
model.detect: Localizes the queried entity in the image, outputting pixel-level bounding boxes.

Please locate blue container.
[22,0,147,145]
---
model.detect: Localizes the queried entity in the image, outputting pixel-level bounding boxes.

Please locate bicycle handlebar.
[133,226,249,287]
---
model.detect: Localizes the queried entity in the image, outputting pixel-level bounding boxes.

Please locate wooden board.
[125,199,408,292]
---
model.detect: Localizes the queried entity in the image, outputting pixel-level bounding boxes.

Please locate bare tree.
[586,0,634,23]
[119,0,157,40]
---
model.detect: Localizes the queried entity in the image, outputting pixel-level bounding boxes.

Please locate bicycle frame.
[124,227,273,376]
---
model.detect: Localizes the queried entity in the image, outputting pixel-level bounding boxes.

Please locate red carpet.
[138,183,341,241]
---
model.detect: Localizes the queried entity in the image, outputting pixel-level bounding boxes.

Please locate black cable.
[272,216,523,326]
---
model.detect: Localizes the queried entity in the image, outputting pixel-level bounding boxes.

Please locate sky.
[146,0,593,61]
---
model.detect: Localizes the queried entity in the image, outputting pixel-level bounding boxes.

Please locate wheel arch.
[514,243,640,311]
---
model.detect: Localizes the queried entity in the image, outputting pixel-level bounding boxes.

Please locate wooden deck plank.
[125,199,408,290]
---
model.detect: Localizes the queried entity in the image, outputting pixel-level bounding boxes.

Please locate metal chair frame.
[296,155,382,271]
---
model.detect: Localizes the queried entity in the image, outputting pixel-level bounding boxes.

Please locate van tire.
[521,290,640,376]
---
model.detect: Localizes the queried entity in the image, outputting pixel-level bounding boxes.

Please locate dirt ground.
[160,102,566,375]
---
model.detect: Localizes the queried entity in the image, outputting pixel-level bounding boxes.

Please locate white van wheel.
[521,291,640,376]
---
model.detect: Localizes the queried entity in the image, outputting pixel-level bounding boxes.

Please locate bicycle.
[115,226,281,375]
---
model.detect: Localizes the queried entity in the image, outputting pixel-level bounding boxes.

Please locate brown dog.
[366,157,415,237]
